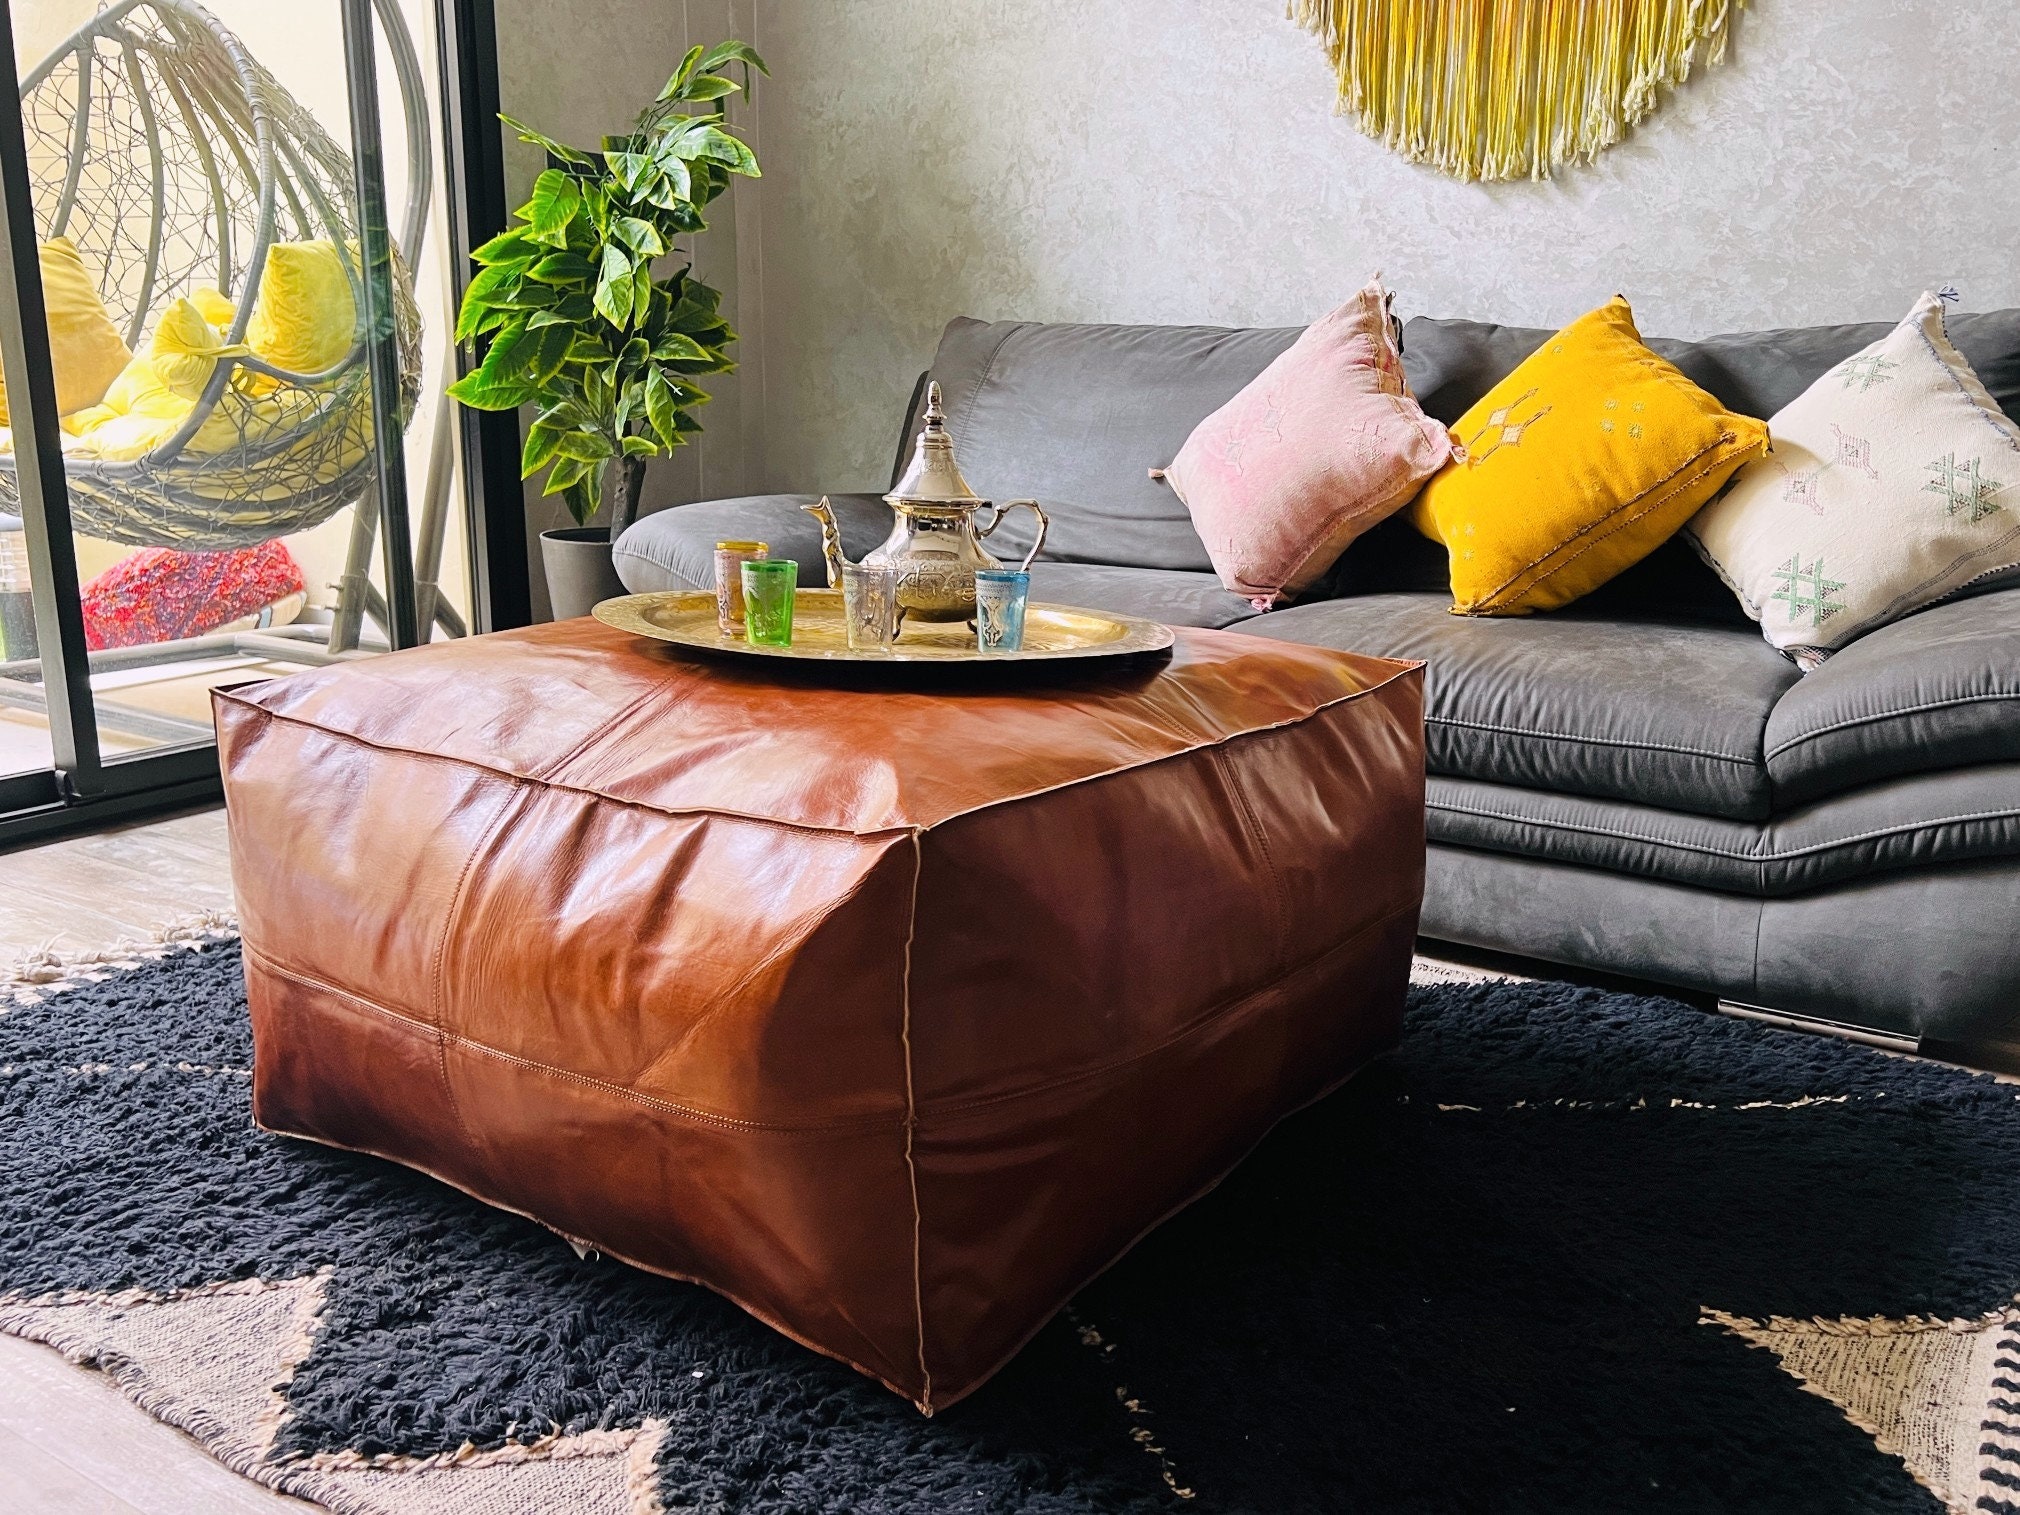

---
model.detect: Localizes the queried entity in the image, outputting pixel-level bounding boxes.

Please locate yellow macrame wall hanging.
[1290,0,1746,182]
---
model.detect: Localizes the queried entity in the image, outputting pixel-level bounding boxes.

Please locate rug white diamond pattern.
[0,1275,666,1515]
[1705,1307,2020,1513]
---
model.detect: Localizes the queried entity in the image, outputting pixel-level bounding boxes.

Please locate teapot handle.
[975,498,1049,573]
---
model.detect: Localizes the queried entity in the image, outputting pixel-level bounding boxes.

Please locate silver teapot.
[804,382,1048,622]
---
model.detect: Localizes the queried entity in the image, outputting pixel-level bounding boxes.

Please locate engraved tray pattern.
[593,590,1175,664]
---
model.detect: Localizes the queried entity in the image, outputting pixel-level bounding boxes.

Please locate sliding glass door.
[0,0,522,843]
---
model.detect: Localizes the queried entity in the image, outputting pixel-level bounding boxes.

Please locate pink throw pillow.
[1157,278,1457,608]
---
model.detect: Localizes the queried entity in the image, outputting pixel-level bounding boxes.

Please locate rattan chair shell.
[0,0,423,551]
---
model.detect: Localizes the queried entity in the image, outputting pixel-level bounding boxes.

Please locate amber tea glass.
[713,540,769,634]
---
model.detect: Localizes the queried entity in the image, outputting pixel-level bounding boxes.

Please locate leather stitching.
[918,900,1420,1118]
[1429,797,2020,864]
[426,777,524,1152]
[1475,433,1758,611]
[246,948,907,1136]
[898,830,931,1411]
[227,664,1426,840]
[1429,712,1755,764]
[1765,691,2020,760]
[1214,745,1290,961]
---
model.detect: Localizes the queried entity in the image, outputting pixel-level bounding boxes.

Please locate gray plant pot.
[540,526,628,621]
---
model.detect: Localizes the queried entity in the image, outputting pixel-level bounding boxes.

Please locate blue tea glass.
[973,569,1030,654]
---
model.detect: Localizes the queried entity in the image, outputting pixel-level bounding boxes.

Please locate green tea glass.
[740,558,798,646]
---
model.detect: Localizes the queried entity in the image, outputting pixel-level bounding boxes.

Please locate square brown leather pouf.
[214,620,1424,1412]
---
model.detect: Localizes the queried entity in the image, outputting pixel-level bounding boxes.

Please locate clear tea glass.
[713,540,769,635]
[973,569,1030,654]
[841,562,901,650]
[740,558,798,646]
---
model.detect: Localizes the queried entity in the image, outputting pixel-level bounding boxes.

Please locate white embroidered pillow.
[1687,292,2020,658]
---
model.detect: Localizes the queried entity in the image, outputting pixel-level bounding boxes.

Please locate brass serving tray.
[594,589,1175,664]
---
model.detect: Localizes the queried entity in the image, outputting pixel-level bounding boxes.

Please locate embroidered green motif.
[1769,555,1847,627]
[1924,453,2007,523]
[1834,354,1899,392]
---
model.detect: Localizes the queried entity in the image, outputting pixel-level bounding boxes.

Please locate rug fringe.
[4,909,239,1004]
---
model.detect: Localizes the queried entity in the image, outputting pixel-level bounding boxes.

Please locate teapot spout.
[800,496,850,587]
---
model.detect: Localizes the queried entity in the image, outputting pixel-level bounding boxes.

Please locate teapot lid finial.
[889,380,982,505]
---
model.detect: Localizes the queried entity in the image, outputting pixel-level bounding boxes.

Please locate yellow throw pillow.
[0,237,132,423]
[244,240,357,384]
[188,285,237,331]
[1409,297,1769,615]
[64,297,253,461]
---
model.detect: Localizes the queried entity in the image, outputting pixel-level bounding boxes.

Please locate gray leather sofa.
[613,311,2020,1052]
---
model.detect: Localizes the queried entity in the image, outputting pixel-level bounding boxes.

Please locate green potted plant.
[448,41,764,618]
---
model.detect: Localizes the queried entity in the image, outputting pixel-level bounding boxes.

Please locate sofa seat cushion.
[1765,587,2020,807]
[611,494,1258,628]
[1429,764,2020,896]
[1022,564,1259,628]
[1238,592,1796,820]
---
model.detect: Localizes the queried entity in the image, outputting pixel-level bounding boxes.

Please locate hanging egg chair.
[0,0,425,551]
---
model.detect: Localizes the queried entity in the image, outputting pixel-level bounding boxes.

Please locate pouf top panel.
[217,621,1419,835]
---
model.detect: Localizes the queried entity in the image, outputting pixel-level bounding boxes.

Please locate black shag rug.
[4,938,2019,1514]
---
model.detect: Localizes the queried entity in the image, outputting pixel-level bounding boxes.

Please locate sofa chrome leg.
[1715,1000,1920,1055]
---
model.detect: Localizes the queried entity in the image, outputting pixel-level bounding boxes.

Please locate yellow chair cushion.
[188,285,237,331]
[245,240,356,382]
[1409,297,1769,615]
[0,236,132,424]
[65,297,251,461]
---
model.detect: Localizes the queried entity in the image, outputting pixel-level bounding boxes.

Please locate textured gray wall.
[745,0,2020,495]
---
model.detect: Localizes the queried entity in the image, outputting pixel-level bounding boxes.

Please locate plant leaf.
[672,125,759,177]
[696,40,768,76]
[557,429,615,462]
[644,157,691,210]
[644,368,679,448]
[544,455,588,495]
[500,113,595,167]
[521,419,564,476]
[593,245,635,328]
[525,169,582,247]
[529,323,574,384]
[632,260,654,324]
[605,150,655,195]
[650,332,709,362]
[454,262,523,342]
[676,74,738,102]
[529,251,595,284]
[472,229,537,265]
[447,318,541,409]
[613,217,666,258]
[657,45,704,102]
[621,433,661,457]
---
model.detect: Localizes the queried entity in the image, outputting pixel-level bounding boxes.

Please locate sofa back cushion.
[1402,309,2020,428]
[928,317,1298,571]
[922,308,2020,592]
